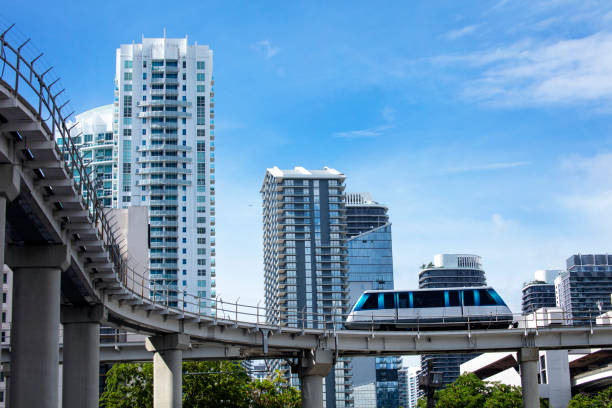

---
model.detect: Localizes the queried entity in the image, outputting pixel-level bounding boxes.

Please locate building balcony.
[137,144,192,152]
[137,167,192,176]
[136,156,191,164]
[137,179,191,187]
[138,111,191,119]
[150,220,178,227]
[138,100,192,108]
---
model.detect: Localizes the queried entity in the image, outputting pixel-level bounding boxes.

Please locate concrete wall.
[108,207,149,296]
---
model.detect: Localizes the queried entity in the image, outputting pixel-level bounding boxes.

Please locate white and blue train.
[345,286,513,330]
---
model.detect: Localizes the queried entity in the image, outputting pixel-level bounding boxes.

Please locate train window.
[361,294,379,310]
[462,290,475,306]
[413,291,445,308]
[488,289,506,306]
[448,290,461,307]
[478,289,498,306]
[383,293,395,309]
[398,292,410,308]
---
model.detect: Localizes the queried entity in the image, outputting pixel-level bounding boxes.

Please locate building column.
[146,333,189,408]
[61,305,105,408]
[297,349,334,408]
[519,347,540,408]
[6,245,70,408]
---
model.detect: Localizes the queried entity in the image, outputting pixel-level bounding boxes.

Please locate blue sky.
[3,1,612,312]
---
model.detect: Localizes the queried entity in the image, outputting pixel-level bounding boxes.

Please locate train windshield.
[354,293,379,311]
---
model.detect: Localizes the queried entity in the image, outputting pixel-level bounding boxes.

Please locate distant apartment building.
[555,254,612,325]
[522,270,560,314]
[418,254,487,387]
[398,366,421,408]
[261,166,352,407]
[346,192,399,408]
[115,36,215,312]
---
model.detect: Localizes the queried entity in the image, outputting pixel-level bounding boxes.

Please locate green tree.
[426,373,548,408]
[248,371,301,408]
[101,361,301,408]
[568,385,612,408]
[183,361,251,408]
[435,373,488,408]
[483,383,523,408]
[100,363,153,408]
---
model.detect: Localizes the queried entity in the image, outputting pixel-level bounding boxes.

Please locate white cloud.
[443,25,479,40]
[252,40,280,59]
[442,161,530,174]
[436,32,612,107]
[332,125,392,139]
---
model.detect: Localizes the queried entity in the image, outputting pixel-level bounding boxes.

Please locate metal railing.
[2,24,612,341]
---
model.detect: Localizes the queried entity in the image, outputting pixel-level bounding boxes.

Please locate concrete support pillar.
[146,333,190,408]
[297,349,334,408]
[6,245,69,408]
[61,305,105,408]
[519,347,540,408]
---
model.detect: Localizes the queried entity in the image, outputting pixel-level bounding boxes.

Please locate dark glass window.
[463,290,475,306]
[361,294,379,310]
[448,290,461,307]
[413,291,445,308]
[478,289,498,306]
[383,293,395,309]
[398,292,410,308]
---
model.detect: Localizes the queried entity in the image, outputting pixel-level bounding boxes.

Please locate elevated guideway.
[1,25,612,408]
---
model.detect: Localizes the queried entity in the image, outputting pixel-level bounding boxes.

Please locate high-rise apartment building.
[115,36,215,311]
[555,254,612,325]
[261,166,352,407]
[398,366,421,408]
[522,270,560,314]
[346,193,399,408]
[418,254,487,387]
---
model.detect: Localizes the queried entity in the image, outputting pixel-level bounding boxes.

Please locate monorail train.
[345,286,513,330]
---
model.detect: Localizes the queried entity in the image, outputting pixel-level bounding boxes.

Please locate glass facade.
[261,167,353,407]
[522,283,556,314]
[346,194,399,408]
[555,254,612,325]
[418,256,487,387]
[62,105,115,207]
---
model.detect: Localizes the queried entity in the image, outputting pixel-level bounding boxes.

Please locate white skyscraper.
[115,36,215,312]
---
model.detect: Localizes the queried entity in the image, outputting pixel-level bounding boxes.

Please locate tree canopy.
[568,386,612,408]
[100,361,300,408]
[415,373,548,408]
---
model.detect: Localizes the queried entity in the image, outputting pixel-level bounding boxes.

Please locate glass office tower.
[346,193,399,408]
[115,36,215,312]
[261,166,353,408]
[418,254,487,387]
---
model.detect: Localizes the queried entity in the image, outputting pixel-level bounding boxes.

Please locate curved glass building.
[64,104,115,207]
